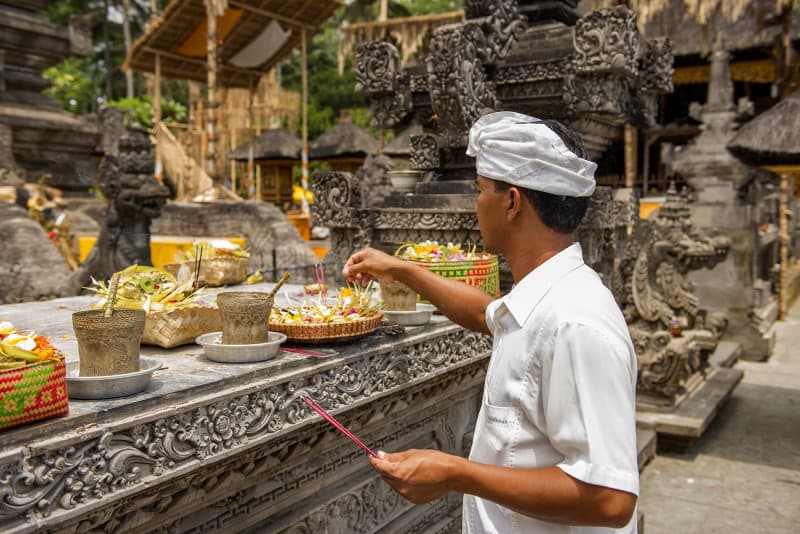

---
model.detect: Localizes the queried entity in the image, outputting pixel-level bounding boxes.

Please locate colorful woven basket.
[142,306,222,349]
[0,359,68,431]
[270,312,383,345]
[409,255,500,299]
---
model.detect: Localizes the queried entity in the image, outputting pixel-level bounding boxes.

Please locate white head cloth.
[467,111,597,197]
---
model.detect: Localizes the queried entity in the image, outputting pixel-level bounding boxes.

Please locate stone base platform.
[710,340,743,368]
[637,367,743,453]
[637,427,657,471]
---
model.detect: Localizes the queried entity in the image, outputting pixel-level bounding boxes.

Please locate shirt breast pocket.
[473,402,522,465]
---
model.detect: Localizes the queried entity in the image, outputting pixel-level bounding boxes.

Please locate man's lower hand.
[370,449,461,504]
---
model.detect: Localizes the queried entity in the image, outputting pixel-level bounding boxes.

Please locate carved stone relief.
[613,189,731,406]
[572,6,640,77]
[409,134,440,170]
[355,41,412,130]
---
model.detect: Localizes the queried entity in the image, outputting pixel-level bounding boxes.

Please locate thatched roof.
[637,0,800,57]
[728,90,800,166]
[383,123,422,157]
[309,121,378,159]
[124,0,341,88]
[229,128,301,160]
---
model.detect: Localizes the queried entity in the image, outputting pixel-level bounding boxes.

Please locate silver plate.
[382,303,436,326]
[196,331,287,363]
[66,358,162,400]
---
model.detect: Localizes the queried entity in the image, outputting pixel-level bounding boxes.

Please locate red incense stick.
[301,395,378,458]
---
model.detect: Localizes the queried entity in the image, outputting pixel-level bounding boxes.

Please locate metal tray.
[382,303,436,326]
[196,331,287,363]
[66,358,162,400]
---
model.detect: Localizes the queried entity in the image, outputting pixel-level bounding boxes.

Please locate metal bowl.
[196,331,287,363]
[382,303,436,327]
[66,357,162,400]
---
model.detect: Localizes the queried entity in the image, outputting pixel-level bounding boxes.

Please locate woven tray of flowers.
[164,240,250,287]
[269,284,383,345]
[0,321,68,430]
[89,265,220,349]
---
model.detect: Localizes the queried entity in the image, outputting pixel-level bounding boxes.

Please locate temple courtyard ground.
[639,299,800,533]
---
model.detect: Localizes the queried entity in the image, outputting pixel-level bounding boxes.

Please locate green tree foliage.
[42,57,102,114]
[40,0,168,115]
[107,96,187,128]
[281,1,457,140]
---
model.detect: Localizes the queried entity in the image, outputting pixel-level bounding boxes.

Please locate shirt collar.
[502,242,585,327]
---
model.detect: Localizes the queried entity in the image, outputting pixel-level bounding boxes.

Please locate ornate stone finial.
[564,6,643,120]
[572,6,640,77]
[706,39,734,113]
[355,41,412,130]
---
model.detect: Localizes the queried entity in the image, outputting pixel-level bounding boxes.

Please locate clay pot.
[72,309,146,377]
[217,291,272,344]
[380,280,417,311]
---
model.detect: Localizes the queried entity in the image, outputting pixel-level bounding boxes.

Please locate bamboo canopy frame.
[337,10,465,74]
[123,0,340,204]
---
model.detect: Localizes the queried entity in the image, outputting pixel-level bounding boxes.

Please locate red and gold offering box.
[396,241,500,298]
[0,323,68,430]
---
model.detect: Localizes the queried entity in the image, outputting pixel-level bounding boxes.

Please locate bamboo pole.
[624,123,637,188]
[154,53,162,125]
[153,53,163,184]
[778,173,789,320]
[247,75,255,200]
[205,0,227,187]
[300,28,310,214]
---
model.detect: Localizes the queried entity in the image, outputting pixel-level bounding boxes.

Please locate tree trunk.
[122,0,134,98]
[102,0,113,101]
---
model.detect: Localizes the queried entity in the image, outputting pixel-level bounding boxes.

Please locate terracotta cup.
[217,291,272,344]
[380,280,417,311]
[72,309,146,377]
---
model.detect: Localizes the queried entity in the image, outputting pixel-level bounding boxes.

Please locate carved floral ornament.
[355,41,401,95]
[572,6,640,76]
[0,330,491,523]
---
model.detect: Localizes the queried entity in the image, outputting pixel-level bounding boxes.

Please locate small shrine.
[668,40,782,360]
[309,112,379,173]
[229,128,302,206]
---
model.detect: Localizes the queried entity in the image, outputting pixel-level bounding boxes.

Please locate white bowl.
[382,303,435,326]
[387,170,423,192]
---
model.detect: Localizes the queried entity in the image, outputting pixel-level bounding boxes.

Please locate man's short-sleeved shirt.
[463,243,639,534]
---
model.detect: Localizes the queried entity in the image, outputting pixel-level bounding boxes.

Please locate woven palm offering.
[88,265,220,349]
[270,283,383,345]
[395,241,500,299]
[380,280,417,311]
[0,321,68,430]
[164,239,249,287]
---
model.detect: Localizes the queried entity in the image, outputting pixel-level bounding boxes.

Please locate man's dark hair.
[493,119,590,234]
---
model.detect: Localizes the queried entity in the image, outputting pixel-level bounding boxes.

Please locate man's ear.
[506,186,523,221]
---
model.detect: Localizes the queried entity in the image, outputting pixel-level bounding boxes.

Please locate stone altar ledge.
[0,283,490,533]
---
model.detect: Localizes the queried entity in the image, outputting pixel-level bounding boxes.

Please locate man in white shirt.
[342,111,639,532]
